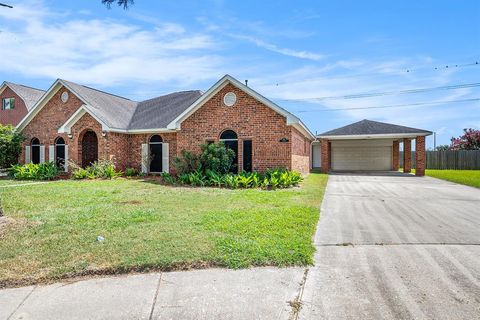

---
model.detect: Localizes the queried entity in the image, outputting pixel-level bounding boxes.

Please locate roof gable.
[166,74,315,139]
[319,119,432,138]
[1,81,45,111]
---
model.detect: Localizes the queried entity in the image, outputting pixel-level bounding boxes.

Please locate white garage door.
[331,140,393,171]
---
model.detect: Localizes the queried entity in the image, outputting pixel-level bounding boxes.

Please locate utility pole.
[0,3,13,8]
[433,132,436,150]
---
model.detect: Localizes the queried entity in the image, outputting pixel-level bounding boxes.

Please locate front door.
[81,130,98,168]
[150,143,163,173]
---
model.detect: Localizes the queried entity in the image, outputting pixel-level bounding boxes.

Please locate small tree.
[0,124,23,169]
[450,128,480,150]
[435,144,450,151]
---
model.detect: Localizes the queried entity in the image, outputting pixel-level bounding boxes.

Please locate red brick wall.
[176,83,294,172]
[403,138,412,173]
[128,133,177,173]
[392,140,399,171]
[320,139,330,173]
[19,86,132,171]
[20,86,83,164]
[415,136,426,176]
[0,87,30,127]
[291,127,311,174]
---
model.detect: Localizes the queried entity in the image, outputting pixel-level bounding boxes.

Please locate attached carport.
[316,119,432,176]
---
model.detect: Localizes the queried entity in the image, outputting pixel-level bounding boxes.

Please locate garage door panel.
[332,145,392,171]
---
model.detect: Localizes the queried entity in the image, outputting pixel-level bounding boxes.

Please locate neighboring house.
[312,119,432,176]
[0,82,45,126]
[16,75,314,174]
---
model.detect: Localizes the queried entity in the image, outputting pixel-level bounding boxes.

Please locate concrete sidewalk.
[1,267,304,320]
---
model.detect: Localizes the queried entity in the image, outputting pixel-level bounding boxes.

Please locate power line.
[270,61,479,87]
[0,3,13,8]
[276,82,480,102]
[295,97,480,113]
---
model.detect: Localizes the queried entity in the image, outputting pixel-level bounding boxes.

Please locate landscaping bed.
[0,173,327,288]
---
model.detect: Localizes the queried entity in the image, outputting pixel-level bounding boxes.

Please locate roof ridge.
[5,81,45,93]
[60,79,136,102]
[139,90,203,103]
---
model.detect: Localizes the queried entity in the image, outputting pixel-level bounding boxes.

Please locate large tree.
[102,0,134,9]
[0,124,23,168]
[450,128,480,150]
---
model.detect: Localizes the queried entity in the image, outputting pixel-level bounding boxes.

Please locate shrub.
[124,167,138,177]
[71,168,90,180]
[71,160,122,180]
[174,142,235,176]
[160,172,176,184]
[173,150,201,176]
[205,169,223,187]
[9,162,58,180]
[199,142,235,174]
[0,124,24,169]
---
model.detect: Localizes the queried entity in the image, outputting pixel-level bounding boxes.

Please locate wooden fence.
[400,150,480,170]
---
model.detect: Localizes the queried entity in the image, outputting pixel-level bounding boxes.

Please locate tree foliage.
[0,124,23,168]
[450,128,480,150]
[435,144,450,151]
[102,0,133,9]
[174,142,235,175]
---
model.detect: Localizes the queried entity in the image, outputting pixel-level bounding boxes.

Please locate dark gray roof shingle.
[5,82,45,111]
[319,119,432,136]
[61,79,202,131]
[129,90,202,130]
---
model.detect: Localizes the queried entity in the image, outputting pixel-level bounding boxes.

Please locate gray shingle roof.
[61,80,138,129]
[128,90,202,130]
[5,82,45,111]
[319,119,432,136]
[61,79,202,131]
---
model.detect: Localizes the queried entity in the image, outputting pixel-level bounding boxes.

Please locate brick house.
[0,82,45,127]
[16,75,315,174]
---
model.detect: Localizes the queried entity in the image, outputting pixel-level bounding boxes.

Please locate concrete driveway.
[299,172,480,320]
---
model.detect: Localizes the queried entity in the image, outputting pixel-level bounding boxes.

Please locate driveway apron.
[299,173,480,320]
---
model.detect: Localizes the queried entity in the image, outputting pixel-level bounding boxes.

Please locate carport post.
[403,139,411,173]
[392,140,399,171]
[415,136,426,176]
[320,139,330,173]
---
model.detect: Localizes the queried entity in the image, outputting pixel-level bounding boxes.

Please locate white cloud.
[0,1,222,89]
[227,34,325,61]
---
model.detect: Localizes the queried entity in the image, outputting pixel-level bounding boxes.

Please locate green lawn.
[423,169,480,188]
[0,173,327,287]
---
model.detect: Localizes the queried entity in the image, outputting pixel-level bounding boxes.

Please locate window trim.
[2,97,15,110]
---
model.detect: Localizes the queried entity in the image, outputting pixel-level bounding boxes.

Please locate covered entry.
[331,140,392,171]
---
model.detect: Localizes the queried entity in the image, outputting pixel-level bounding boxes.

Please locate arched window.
[149,135,163,172]
[55,137,66,170]
[31,138,41,164]
[219,130,238,173]
[220,130,238,141]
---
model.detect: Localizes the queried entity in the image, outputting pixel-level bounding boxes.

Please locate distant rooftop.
[4,82,45,111]
[319,119,432,137]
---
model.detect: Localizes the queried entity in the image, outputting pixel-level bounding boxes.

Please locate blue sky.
[0,0,478,148]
